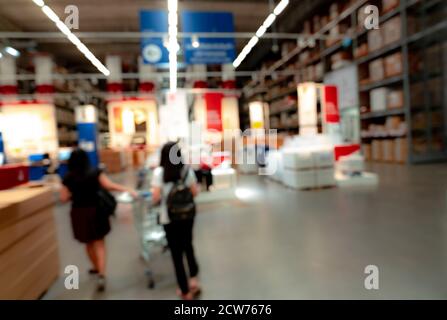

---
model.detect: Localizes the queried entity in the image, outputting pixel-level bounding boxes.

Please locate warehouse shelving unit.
[242,0,447,164]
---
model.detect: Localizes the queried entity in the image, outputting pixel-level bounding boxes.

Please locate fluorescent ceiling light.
[32,0,45,7]
[5,46,20,57]
[32,2,110,76]
[247,36,259,49]
[167,0,178,92]
[233,0,289,69]
[274,0,289,16]
[168,0,178,12]
[55,20,71,36]
[263,14,276,29]
[256,25,267,38]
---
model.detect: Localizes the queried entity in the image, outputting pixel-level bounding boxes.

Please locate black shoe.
[89,269,99,275]
[96,276,106,292]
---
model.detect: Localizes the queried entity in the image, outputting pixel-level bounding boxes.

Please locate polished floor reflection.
[44,163,447,299]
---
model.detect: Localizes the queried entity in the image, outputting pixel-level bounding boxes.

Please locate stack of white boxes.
[237,146,258,174]
[281,149,336,189]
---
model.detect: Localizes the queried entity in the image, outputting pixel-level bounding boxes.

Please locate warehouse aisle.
[44,163,447,299]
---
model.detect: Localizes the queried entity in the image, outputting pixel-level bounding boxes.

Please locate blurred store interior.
[0,0,447,299]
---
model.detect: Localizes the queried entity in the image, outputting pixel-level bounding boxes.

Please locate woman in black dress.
[60,149,137,292]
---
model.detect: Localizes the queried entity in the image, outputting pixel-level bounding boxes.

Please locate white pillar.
[106,55,123,100]
[34,55,54,102]
[0,56,18,103]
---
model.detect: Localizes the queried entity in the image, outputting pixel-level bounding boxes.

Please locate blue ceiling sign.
[181,11,236,65]
[140,10,169,67]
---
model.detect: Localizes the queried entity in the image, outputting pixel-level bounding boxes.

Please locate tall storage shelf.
[241,0,447,164]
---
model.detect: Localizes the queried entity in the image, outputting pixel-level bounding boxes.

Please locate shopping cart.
[132,192,167,289]
[117,168,167,289]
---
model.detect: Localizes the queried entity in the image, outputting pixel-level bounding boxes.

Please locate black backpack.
[166,166,196,222]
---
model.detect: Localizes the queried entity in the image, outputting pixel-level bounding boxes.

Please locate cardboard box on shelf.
[372,140,383,161]
[385,116,402,131]
[368,29,383,52]
[369,58,385,82]
[383,16,402,46]
[387,90,404,109]
[382,139,395,162]
[394,138,407,163]
[370,88,389,112]
[354,43,369,58]
[362,144,372,161]
[382,0,400,14]
[384,52,403,77]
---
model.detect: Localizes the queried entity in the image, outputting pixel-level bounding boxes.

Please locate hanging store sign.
[323,85,340,124]
[140,10,169,66]
[181,11,236,65]
[204,93,224,132]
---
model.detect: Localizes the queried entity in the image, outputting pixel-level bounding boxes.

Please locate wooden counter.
[0,186,59,299]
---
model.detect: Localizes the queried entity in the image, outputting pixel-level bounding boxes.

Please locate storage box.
[313,149,335,168]
[383,16,402,46]
[387,90,404,109]
[282,169,316,189]
[385,116,402,131]
[370,88,389,112]
[382,140,395,162]
[372,140,383,161]
[368,29,383,52]
[394,138,407,163]
[369,58,385,82]
[384,52,403,77]
[362,144,372,161]
[316,168,336,187]
[354,43,369,58]
[282,150,314,170]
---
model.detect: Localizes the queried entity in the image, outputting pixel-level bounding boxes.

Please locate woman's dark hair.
[160,142,184,183]
[67,148,91,176]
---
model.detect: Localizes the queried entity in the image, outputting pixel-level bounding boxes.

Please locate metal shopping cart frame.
[118,168,167,289]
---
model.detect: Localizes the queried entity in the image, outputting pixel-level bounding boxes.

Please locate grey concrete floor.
[43,163,447,299]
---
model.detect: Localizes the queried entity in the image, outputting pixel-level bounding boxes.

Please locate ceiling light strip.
[32,0,110,76]
[233,0,289,68]
[168,0,178,92]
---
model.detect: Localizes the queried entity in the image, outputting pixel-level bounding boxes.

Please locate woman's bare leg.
[86,242,98,271]
[94,239,106,276]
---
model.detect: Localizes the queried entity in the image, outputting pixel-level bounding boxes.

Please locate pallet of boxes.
[281,148,336,190]
[99,148,128,174]
[0,186,59,299]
